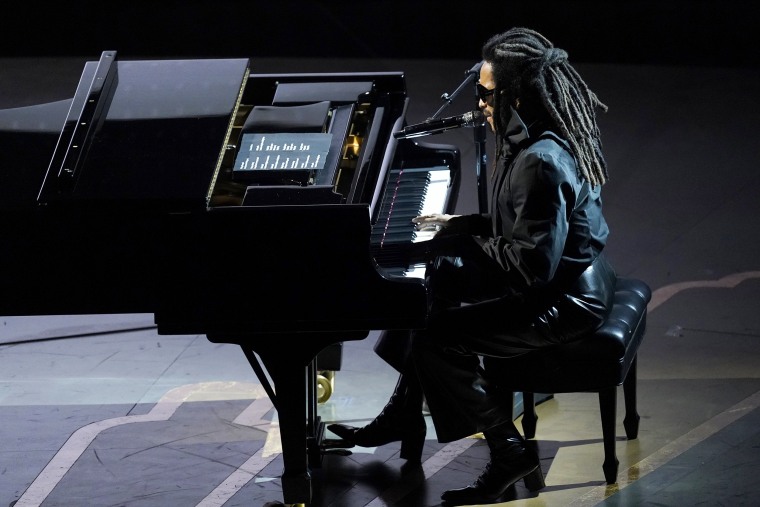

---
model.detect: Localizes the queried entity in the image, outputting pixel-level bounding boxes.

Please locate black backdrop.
[3,0,758,67]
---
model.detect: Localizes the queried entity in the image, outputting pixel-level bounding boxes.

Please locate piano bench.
[483,277,651,484]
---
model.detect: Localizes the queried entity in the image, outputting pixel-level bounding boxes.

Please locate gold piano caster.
[316,370,335,403]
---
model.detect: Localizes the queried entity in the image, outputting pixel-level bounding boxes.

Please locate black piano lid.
[37,51,250,208]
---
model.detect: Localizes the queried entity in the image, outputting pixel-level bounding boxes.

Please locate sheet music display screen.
[233,133,333,172]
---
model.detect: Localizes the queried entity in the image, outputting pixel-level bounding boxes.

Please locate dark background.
[3,0,759,67]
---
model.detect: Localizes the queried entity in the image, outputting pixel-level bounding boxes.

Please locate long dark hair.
[482,27,609,186]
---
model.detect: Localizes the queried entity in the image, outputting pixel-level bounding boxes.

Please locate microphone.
[393,110,485,139]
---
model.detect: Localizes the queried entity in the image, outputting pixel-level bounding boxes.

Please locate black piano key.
[371,168,435,254]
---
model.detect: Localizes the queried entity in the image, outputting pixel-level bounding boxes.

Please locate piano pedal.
[322,437,355,453]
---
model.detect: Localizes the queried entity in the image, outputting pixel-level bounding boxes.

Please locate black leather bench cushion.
[485,278,652,393]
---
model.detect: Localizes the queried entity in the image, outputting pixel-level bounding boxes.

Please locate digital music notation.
[233,133,333,171]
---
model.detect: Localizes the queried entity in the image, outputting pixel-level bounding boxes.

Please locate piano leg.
[306,359,327,469]
[243,348,313,504]
[220,332,367,505]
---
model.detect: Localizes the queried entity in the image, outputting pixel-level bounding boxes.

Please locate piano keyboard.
[371,165,451,278]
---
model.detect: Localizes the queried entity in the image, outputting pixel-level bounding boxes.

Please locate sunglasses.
[476,83,496,104]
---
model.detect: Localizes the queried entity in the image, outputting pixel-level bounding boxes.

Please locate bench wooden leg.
[598,387,619,484]
[623,355,640,439]
[521,392,537,439]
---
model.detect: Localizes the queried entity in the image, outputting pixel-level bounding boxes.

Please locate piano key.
[371,164,452,278]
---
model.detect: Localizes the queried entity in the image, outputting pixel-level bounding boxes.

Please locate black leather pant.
[383,254,615,443]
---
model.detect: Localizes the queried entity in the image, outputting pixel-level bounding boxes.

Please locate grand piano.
[0,51,462,505]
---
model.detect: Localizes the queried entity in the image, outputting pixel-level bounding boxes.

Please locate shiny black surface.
[39,56,250,206]
[158,203,429,338]
[0,54,251,316]
[0,56,436,324]
[0,56,465,505]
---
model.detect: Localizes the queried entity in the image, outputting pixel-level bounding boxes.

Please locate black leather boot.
[327,374,426,461]
[441,423,544,505]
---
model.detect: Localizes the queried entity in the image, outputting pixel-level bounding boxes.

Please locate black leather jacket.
[428,108,615,343]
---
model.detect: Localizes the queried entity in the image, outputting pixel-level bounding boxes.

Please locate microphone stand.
[430,61,489,214]
[473,108,489,215]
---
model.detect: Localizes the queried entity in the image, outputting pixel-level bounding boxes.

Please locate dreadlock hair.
[482,27,609,186]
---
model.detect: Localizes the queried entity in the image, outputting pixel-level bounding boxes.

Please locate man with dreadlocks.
[329,27,616,505]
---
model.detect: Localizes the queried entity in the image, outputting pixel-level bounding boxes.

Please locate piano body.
[0,52,461,504]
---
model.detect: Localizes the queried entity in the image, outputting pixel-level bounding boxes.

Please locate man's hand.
[412,213,460,231]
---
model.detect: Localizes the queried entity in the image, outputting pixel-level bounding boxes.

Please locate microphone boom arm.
[431,60,483,119]
[394,60,490,214]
